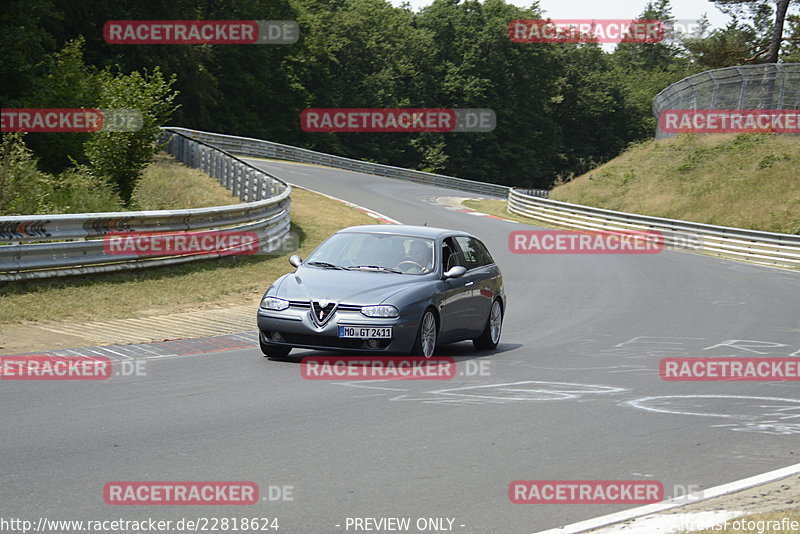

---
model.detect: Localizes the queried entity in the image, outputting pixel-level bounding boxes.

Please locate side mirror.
[289,254,303,268]
[443,265,466,279]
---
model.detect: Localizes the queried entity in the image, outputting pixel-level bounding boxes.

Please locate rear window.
[454,236,493,270]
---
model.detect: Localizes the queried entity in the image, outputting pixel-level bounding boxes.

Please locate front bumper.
[257,306,419,354]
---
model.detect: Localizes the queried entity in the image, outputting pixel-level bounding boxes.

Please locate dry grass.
[550,134,800,234]
[0,160,377,325]
[132,152,240,209]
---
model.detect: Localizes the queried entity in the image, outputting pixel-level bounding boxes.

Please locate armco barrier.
[508,188,800,269]
[0,130,291,281]
[163,127,520,198]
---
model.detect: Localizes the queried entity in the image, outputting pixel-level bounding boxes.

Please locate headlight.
[360,305,399,318]
[261,297,290,310]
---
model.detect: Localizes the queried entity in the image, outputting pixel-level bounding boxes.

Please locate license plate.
[338,326,393,339]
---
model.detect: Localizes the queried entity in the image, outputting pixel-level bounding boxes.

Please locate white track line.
[532,461,800,533]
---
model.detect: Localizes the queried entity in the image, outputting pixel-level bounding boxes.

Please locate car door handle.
[464,281,474,286]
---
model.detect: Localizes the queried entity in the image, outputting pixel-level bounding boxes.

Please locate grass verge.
[551,134,799,234]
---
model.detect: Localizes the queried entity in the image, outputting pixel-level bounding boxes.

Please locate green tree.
[785,14,800,60]
[0,0,56,107]
[612,0,702,143]
[614,0,684,71]
[552,45,631,178]
[23,37,101,173]
[83,67,179,204]
[682,22,760,68]
[685,0,800,64]
[417,0,564,187]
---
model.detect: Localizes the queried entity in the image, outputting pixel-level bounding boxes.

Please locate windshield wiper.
[306,261,346,270]
[347,265,403,274]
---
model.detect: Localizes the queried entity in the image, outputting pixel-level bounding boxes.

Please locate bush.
[0,133,53,215]
[46,169,123,214]
[0,133,123,215]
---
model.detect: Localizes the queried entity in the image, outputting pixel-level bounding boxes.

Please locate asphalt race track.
[3,159,799,533]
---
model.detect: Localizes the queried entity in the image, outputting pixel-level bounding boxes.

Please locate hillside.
[550,134,800,234]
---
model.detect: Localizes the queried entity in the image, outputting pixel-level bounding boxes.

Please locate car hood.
[275,266,429,305]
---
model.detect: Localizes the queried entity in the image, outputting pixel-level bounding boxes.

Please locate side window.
[472,238,495,266]
[454,236,483,270]
[442,237,465,270]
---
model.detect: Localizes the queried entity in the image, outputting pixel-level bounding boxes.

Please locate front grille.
[288,300,362,312]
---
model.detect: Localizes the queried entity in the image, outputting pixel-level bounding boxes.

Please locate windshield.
[305,232,435,274]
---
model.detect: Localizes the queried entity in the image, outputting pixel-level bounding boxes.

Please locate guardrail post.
[175,134,182,162]
[245,170,254,202]
[232,165,240,199]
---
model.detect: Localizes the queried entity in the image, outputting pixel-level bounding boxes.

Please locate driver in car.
[398,240,432,273]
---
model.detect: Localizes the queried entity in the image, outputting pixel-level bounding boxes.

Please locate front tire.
[412,309,438,357]
[473,299,502,350]
[260,337,292,359]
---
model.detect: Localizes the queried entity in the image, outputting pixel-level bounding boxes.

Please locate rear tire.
[473,299,502,350]
[259,336,292,359]
[412,309,438,357]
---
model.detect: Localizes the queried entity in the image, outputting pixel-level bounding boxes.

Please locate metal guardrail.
[0,130,292,281]
[164,127,525,198]
[508,188,800,269]
[652,63,800,139]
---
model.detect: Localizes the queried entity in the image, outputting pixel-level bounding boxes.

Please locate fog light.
[367,339,379,348]
[273,332,283,341]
